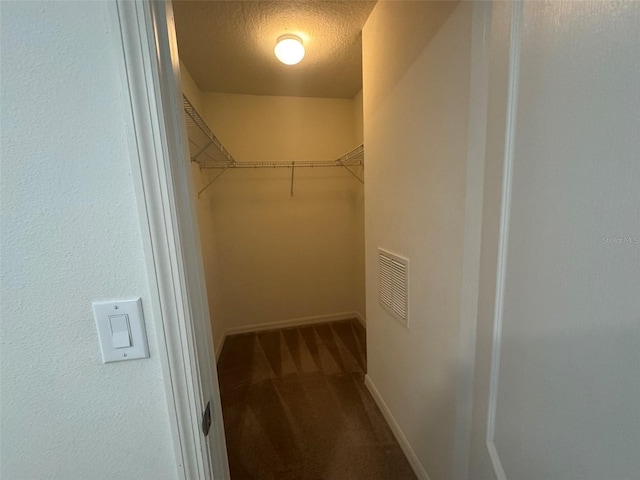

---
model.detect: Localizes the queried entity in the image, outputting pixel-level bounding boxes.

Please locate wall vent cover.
[378,248,409,327]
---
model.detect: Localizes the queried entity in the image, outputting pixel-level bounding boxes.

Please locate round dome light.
[274,35,305,65]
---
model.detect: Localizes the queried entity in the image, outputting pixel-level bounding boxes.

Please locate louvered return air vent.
[378,248,409,327]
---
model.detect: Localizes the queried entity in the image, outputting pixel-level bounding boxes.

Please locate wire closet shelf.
[183,95,364,197]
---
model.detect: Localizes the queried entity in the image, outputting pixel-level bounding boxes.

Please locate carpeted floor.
[217,319,417,479]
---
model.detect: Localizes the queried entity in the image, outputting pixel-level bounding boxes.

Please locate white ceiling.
[173,1,376,99]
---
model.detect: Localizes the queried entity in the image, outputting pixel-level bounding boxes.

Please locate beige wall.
[1,2,177,478]
[362,2,471,479]
[178,70,366,339]
[352,89,366,319]
[202,92,356,162]
[201,91,365,332]
[180,62,226,350]
[353,89,364,144]
[181,60,205,112]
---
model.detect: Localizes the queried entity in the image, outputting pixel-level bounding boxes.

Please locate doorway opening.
[170,1,413,478]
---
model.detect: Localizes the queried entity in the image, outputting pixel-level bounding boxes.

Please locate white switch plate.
[92,298,149,363]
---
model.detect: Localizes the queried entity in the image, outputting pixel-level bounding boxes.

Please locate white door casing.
[484,1,523,477]
[452,2,492,480]
[109,1,230,478]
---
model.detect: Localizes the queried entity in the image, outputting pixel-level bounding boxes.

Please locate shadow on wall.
[493,325,640,478]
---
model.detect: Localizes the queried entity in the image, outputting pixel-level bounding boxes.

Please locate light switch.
[109,314,131,349]
[92,298,149,363]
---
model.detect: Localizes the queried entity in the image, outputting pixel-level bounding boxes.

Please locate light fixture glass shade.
[274,35,305,65]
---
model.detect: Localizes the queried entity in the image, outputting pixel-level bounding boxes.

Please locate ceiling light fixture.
[274,35,305,65]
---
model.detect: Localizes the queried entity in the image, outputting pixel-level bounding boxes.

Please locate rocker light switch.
[109,315,131,349]
[92,298,149,363]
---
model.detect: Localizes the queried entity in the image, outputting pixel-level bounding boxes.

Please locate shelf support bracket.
[197,165,230,198]
[191,140,213,163]
[339,163,364,184]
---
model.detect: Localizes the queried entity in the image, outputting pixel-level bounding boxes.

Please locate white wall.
[0,2,177,479]
[178,76,366,337]
[470,1,640,478]
[362,2,471,479]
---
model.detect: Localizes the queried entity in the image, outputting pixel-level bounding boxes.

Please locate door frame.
[452,2,492,479]
[109,1,229,478]
[108,1,499,479]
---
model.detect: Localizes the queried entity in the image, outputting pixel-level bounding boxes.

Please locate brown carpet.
[217,319,417,480]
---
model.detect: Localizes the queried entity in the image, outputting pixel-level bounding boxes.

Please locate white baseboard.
[214,331,226,362]
[364,375,431,480]
[223,311,362,336]
[215,311,364,363]
[355,311,366,328]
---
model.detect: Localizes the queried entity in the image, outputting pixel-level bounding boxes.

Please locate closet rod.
[183,94,364,194]
[199,144,364,170]
[200,159,362,169]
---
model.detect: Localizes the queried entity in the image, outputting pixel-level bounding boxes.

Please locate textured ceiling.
[173,1,376,99]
